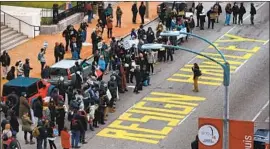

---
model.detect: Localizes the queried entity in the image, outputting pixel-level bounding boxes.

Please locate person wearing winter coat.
[250,3,256,25]
[9,111,19,135]
[137,25,146,40]
[0,51,11,79]
[225,3,232,25]
[33,96,43,120]
[199,10,206,30]
[106,15,113,38]
[156,22,164,38]
[213,2,222,23]
[105,3,113,17]
[147,50,155,74]
[195,3,204,27]
[188,16,195,35]
[46,122,57,149]
[58,43,65,61]
[131,3,138,24]
[38,48,46,72]
[139,2,146,24]
[74,71,83,90]
[15,60,24,77]
[19,93,30,118]
[119,62,128,93]
[146,27,155,43]
[207,7,216,29]
[165,16,172,31]
[238,3,246,25]
[61,127,71,149]
[54,42,60,63]
[232,2,239,24]
[133,66,142,94]
[21,112,35,144]
[6,66,15,81]
[23,58,33,77]
[116,6,123,27]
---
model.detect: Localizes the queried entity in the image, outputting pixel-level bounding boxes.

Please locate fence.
[0,10,40,38]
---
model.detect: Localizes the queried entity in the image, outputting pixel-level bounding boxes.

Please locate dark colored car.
[254,129,269,149]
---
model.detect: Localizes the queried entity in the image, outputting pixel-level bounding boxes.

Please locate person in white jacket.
[15,60,24,77]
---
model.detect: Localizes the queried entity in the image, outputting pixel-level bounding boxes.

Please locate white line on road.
[252,100,269,122]
[263,39,269,45]
[178,108,197,126]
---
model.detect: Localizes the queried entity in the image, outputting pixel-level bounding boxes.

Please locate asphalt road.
[16,2,269,149]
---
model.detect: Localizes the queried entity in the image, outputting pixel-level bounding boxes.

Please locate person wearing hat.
[23,58,33,77]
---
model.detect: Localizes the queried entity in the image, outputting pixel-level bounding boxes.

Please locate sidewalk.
[0,2,161,86]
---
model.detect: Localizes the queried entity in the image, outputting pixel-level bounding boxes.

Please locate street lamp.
[142,31,230,149]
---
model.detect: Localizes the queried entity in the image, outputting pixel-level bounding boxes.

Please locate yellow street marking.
[197,56,243,65]
[128,109,186,119]
[119,113,180,126]
[150,92,206,101]
[108,120,173,135]
[173,74,223,81]
[208,44,261,53]
[143,97,199,106]
[97,128,164,144]
[185,64,237,70]
[167,78,221,86]
[181,68,223,73]
[201,61,241,69]
[133,101,195,115]
[216,33,268,43]
[200,52,253,60]
[180,68,223,77]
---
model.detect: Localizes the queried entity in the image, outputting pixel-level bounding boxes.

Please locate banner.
[198,117,223,149]
[229,120,254,149]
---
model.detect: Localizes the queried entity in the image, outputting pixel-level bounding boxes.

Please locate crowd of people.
[0,2,258,149]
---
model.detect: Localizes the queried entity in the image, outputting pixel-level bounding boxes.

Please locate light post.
[142,31,230,149]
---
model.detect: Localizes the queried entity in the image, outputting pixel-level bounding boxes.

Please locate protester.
[238,3,246,25]
[21,112,35,145]
[0,51,11,79]
[23,58,33,77]
[116,6,123,27]
[225,3,232,25]
[199,9,206,30]
[192,63,201,92]
[250,3,256,25]
[131,3,138,24]
[195,3,204,27]
[207,7,216,29]
[232,2,239,24]
[15,60,24,77]
[213,2,222,23]
[35,120,47,149]
[47,122,57,149]
[61,127,71,149]
[19,93,30,118]
[106,15,113,38]
[38,48,46,72]
[6,66,15,81]
[139,2,146,24]
[105,3,113,17]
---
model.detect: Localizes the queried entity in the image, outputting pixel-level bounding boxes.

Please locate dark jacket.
[132,4,138,14]
[239,5,246,15]
[213,3,222,14]
[189,18,195,29]
[225,5,232,14]
[137,28,146,40]
[23,62,32,77]
[33,99,43,119]
[139,5,146,15]
[0,53,10,67]
[191,140,198,149]
[54,45,60,57]
[10,116,19,133]
[195,5,203,15]
[38,125,47,139]
[75,73,83,89]
[146,30,155,43]
[47,127,54,138]
[91,31,98,44]
[166,17,172,28]
[232,5,239,15]
[250,5,256,15]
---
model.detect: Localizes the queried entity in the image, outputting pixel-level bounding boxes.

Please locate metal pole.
[223,62,230,149]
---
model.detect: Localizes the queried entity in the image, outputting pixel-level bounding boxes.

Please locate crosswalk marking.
[185,64,238,70]
[172,74,223,81]
[180,68,223,76]
[97,92,206,144]
[197,56,243,65]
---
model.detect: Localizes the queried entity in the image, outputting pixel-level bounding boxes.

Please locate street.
[14,2,269,149]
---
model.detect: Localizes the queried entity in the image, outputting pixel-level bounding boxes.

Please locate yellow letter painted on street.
[216,33,268,43]
[150,92,206,101]
[200,52,253,60]
[127,109,185,119]
[97,128,165,144]
[208,43,261,53]
[119,113,180,126]
[108,120,173,135]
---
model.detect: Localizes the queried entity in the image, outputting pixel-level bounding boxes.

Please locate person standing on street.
[199,9,206,30]
[207,7,216,29]
[238,3,246,25]
[116,6,123,28]
[232,2,239,24]
[91,29,98,55]
[22,112,35,145]
[54,42,60,63]
[107,15,113,38]
[225,3,232,25]
[105,3,113,17]
[62,26,70,51]
[195,3,203,27]
[132,3,138,24]
[23,58,33,77]
[58,42,65,61]
[0,51,11,79]
[85,2,93,23]
[139,2,146,24]
[250,3,256,25]
[213,2,222,23]
[192,63,201,92]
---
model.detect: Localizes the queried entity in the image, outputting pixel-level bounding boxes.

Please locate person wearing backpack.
[35,120,47,149]
[22,112,35,144]
[38,48,46,72]
[192,63,202,92]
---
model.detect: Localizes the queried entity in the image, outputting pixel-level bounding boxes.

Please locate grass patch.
[1,1,77,9]
[41,17,53,25]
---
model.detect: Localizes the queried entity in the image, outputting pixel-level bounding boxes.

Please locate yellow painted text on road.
[208,44,261,53]
[216,33,268,43]
[97,92,205,144]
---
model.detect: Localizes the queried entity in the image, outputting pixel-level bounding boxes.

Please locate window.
[27,83,38,97]
[50,68,68,76]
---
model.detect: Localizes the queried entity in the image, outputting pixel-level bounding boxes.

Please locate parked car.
[254,129,269,149]
[2,77,55,115]
[47,58,93,87]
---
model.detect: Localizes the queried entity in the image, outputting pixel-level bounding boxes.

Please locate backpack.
[197,70,202,76]
[32,127,40,137]
[2,133,8,141]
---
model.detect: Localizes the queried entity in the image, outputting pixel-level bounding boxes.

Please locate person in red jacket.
[61,127,71,149]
